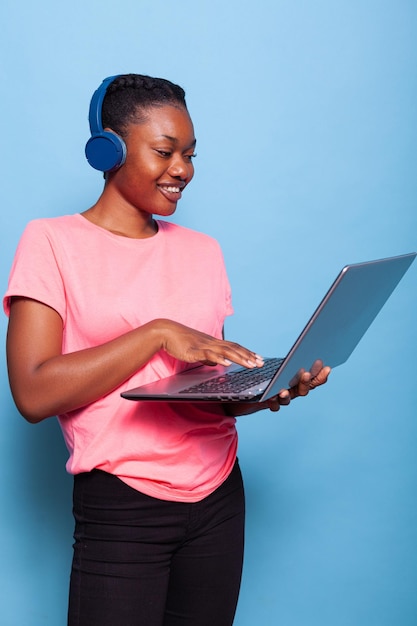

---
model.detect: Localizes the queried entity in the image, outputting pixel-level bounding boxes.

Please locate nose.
[167,154,193,182]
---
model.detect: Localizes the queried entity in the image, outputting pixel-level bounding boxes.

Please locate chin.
[156,205,178,217]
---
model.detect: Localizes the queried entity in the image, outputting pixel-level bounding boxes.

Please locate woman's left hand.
[226,359,331,416]
[264,359,331,412]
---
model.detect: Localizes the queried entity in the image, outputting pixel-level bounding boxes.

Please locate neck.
[82,187,158,239]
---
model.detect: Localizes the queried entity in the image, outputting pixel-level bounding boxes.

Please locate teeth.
[163,186,180,193]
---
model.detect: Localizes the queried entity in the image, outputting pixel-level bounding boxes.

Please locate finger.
[309,366,331,389]
[309,359,324,378]
[267,398,281,412]
[289,361,325,390]
[277,390,291,405]
[200,359,223,366]
[267,389,291,411]
[199,337,265,367]
[222,344,264,368]
[296,371,312,396]
[288,368,305,388]
[191,341,263,369]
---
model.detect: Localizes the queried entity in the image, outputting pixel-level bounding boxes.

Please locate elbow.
[21,411,51,425]
[11,393,54,424]
[8,374,60,423]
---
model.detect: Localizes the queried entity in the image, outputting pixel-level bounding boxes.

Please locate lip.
[157,182,186,203]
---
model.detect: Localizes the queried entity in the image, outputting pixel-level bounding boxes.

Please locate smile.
[157,184,184,203]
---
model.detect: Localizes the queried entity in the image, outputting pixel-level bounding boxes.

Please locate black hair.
[102,74,188,137]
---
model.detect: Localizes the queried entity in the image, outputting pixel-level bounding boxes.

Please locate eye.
[185,153,197,162]
[155,150,172,158]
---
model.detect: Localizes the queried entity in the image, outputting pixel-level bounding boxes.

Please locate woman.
[4,74,330,625]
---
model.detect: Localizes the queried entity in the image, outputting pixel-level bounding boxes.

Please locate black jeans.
[68,462,245,626]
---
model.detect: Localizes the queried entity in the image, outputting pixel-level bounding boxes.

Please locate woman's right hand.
[156,319,264,369]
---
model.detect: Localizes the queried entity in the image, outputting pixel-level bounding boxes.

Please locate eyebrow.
[158,134,197,149]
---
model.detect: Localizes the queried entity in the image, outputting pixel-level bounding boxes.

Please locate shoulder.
[18,215,97,256]
[20,214,82,241]
[11,215,87,269]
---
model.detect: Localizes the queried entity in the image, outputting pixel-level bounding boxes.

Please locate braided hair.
[102,74,188,137]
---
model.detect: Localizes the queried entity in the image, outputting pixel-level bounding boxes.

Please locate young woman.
[4,74,330,626]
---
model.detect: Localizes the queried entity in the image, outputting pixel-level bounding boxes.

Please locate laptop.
[121,252,416,403]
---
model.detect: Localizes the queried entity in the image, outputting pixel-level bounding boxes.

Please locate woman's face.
[110,104,196,218]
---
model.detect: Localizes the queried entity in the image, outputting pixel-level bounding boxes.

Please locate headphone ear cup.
[85,130,127,172]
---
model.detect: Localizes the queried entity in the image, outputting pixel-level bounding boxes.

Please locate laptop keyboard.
[178,357,284,395]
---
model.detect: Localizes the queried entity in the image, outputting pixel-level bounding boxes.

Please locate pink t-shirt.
[4,214,237,502]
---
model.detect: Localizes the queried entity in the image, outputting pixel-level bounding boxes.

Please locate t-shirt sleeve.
[3,220,66,320]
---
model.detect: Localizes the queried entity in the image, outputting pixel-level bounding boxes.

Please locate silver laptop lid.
[259,252,416,401]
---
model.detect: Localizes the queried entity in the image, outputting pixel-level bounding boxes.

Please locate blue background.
[1,1,416,624]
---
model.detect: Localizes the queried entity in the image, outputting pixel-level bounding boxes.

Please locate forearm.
[8,319,165,423]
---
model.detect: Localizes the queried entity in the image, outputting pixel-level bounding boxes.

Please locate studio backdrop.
[0,1,416,625]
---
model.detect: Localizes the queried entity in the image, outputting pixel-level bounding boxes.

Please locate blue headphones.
[85,75,127,172]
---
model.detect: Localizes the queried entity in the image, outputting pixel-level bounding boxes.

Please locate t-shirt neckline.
[75,213,164,243]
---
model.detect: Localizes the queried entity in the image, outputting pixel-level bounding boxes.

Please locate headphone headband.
[88,75,120,135]
[85,75,127,172]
